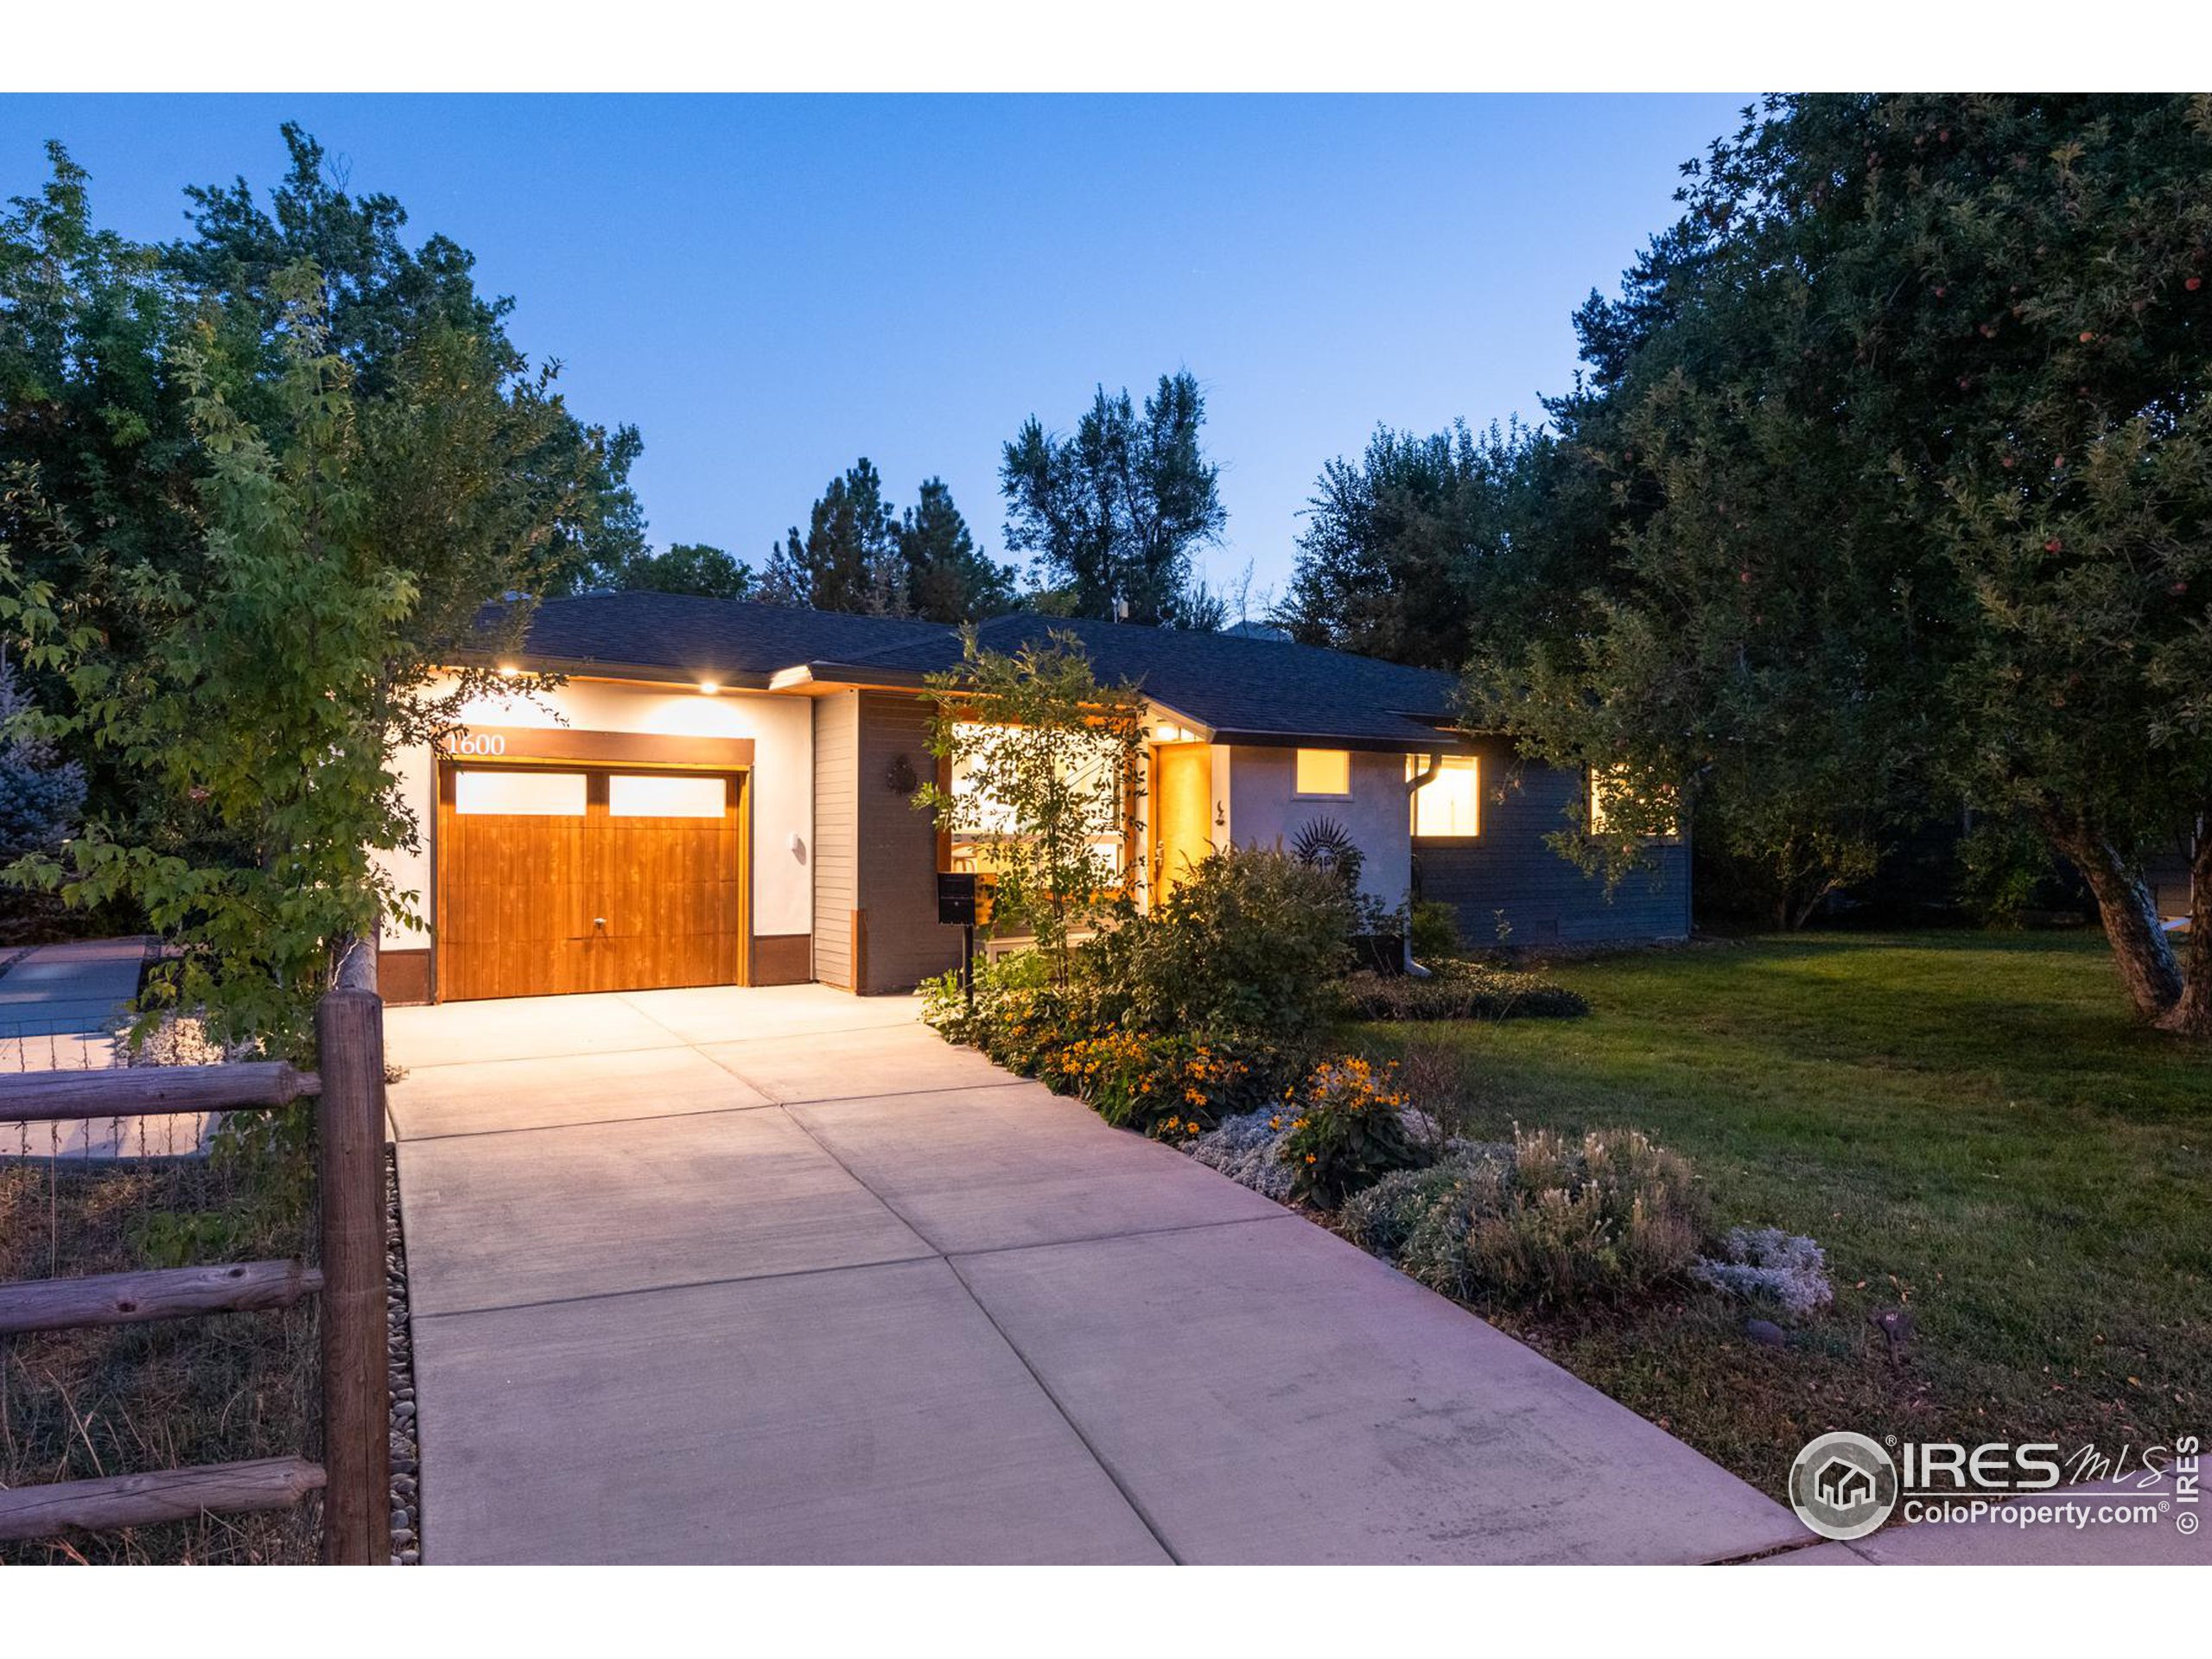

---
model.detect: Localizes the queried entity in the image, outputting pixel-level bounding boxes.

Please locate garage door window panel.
[609,772,728,817]
[455,770,588,816]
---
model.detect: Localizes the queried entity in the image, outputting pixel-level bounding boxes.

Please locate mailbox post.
[937,872,979,1006]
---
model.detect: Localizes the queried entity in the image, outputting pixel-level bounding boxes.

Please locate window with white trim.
[1294,748,1351,798]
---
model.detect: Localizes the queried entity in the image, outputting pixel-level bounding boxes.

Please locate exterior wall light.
[698,680,721,695]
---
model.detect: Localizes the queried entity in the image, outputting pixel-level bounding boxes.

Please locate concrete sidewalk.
[0,937,147,1063]
[388,985,1809,1565]
[0,938,194,1158]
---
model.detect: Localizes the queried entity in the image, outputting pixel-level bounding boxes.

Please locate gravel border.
[385,1146,421,1564]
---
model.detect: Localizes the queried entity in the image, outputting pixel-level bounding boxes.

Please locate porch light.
[497,664,520,677]
[698,679,721,695]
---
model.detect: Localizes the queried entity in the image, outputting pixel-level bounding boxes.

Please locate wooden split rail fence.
[0,989,390,1564]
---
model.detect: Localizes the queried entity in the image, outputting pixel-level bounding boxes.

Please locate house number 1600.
[445,732,508,757]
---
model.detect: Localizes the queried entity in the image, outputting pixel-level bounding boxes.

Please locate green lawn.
[1349,931,2211,1500]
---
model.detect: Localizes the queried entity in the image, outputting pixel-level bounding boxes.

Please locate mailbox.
[937,871,978,926]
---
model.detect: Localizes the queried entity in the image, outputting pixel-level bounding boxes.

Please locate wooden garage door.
[436,765,746,1001]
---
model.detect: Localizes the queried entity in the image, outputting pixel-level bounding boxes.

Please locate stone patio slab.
[697,1023,1016,1103]
[397,1107,931,1315]
[953,1213,1812,1564]
[412,1258,1168,1564]
[790,1083,1283,1253]
[387,1046,772,1141]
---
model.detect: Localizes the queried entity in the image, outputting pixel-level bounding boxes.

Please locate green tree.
[162,122,644,594]
[762,456,906,614]
[915,631,1147,984]
[899,477,1014,622]
[1481,95,2212,1031]
[613,541,754,600]
[1277,419,1548,671]
[999,371,1226,626]
[2,271,576,1053]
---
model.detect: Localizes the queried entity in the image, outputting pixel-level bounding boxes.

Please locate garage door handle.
[593,917,607,930]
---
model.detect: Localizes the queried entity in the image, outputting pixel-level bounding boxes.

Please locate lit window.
[1294,748,1351,797]
[1409,754,1479,837]
[948,721,1127,876]
[609,773,727,818]
[454,770,587,816]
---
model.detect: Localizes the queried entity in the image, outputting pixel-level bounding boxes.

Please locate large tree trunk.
[2039,808,2183,1021]
[2154,823,2212,1039]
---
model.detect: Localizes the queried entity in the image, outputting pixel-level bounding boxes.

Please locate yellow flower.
[1304,1153,1317,1165]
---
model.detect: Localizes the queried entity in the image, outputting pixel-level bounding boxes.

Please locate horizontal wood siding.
[1414,742,1690,947]
[811,693,859,989]
[855,690,963,995]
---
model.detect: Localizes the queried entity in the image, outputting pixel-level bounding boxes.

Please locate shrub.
[1408,898,1461,963]
[1183,1107,1298,1203]
[1279,1054,1424,1207]
[1691,1226,1834,1317]
[1121,847,1355,1046]
[1038,1031,1251,1137]
[1340,960,1588,1022]
[1339,1124,1707,1311]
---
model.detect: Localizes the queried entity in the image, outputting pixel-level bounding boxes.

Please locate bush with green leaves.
[1341,960,1588,1022]
[1278,1054,1425,1207]
[1408,898,1462,962]
[1119,845,1355,1046]
[1340,1124,1707,1310]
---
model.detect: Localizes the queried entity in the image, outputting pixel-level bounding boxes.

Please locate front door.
[436,764,746,1001]
[1151,742,1213,900]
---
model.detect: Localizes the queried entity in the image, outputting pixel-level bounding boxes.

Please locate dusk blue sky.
[1,95,1745,607]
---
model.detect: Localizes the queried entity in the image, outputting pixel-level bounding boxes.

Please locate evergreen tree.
[761,458,906,614]
[0,646,84,862]
[899,478,1014,622]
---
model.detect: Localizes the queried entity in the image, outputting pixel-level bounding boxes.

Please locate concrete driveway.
[386,984,1808,1565]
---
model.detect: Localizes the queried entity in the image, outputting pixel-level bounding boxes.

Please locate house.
[371,594,1691,1004]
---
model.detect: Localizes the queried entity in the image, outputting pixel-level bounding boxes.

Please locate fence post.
[316,988,390,1565]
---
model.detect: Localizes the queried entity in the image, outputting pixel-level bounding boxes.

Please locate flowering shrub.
[1038,1032,1250,1137]
[1691,1226,1834,1317]
[1338,1124,1707,1310]
[1277,1055,1424,1208]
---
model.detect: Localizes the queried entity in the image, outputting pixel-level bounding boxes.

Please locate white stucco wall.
[1223,745,1413,911]
[373,676,815,950]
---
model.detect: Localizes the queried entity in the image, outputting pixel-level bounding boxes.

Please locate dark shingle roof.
[829,613,1460,747]
[497,593,955,683]
[497,594,1461,748]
